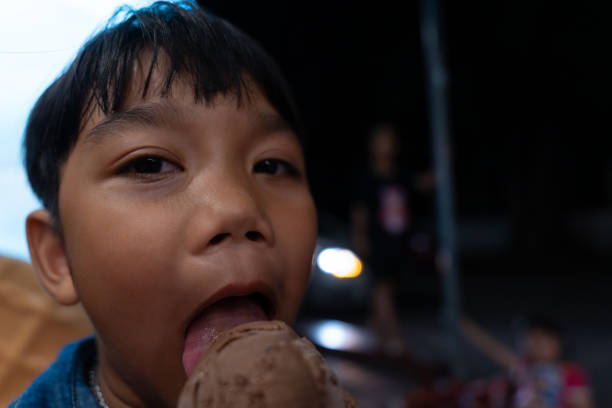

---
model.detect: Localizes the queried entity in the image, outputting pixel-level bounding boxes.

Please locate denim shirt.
[9,337,99,408]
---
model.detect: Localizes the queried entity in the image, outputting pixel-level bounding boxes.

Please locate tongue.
[182,296,268,375]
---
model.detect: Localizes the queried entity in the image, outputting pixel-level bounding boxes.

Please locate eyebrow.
[82,101,293,147]
[83,102,182,147]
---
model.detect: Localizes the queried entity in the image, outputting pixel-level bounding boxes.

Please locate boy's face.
[55,76,317,406]
[523,329,562,363]
[370,127,398,161]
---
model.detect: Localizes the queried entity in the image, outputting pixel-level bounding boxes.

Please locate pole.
[419,0,463,377]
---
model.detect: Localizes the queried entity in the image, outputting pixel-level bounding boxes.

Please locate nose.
[185,173,274,253]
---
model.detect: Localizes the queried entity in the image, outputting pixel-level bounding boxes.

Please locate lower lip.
[182,296,269,375]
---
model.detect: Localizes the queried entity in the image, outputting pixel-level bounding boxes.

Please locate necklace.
[89,364,110,408]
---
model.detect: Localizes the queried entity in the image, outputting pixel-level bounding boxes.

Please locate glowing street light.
[316,247,362,279]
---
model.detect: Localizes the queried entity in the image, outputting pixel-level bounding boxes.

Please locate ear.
[26,209,79,305]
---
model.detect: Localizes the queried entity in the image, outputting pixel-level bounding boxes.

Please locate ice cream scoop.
[178,320,356,408]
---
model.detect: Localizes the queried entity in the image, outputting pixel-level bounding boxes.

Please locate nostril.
[209,233,230,245]
[245,231,264,242]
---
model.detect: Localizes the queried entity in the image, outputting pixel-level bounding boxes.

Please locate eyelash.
[116,156,299,178]
[117,156,181,178]
[253,158,300,177]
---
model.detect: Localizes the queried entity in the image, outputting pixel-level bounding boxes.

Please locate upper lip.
[183,280,277,335]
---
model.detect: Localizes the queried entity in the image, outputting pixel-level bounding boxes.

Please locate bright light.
[316,247,362,279]
[308,319,375,352]
[314,320,349,350]
[300,319,376,353]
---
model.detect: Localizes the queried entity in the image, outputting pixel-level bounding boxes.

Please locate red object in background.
[404,374,516,408]
[404,377,464,408]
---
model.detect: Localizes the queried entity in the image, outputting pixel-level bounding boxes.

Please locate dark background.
[199,1,611,405]
[201,0,612,264]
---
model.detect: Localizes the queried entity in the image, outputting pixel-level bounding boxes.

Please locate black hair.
[24,1,302,219]
[520,315,564,340]
[513,314,569,357]
[368,122,397,140]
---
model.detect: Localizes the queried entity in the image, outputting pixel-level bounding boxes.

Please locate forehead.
[79,69,290,149]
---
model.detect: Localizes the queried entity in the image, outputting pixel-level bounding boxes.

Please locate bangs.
[79,2,281,120]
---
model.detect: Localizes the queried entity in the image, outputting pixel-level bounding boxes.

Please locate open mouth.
[182,292,274,375]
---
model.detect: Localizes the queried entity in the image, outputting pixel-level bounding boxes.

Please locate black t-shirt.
[352,170,413,252]
[352,170,414,279]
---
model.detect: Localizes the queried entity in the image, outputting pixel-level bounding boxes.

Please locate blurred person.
[459,315,593,408]
[350,123,414,356]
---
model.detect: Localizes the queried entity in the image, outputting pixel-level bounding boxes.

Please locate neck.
[90,364,110,408]
[92,357,143,408]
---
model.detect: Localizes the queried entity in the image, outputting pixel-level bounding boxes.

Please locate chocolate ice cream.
[178,320,356,408]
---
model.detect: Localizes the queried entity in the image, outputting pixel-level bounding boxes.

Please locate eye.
[253,159,299,177]
[117,156,181,176]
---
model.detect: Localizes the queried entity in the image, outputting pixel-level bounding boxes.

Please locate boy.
[459,315,593,408]
[12,1,317,407]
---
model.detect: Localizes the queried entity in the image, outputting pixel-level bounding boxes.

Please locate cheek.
[62,196,181,321]
[60,188,190,399]
[272,195,317,319]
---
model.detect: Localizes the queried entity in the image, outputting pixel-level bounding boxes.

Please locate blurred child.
[12,2,317,407]
[350,123,413,355]
[459,316,593,408]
